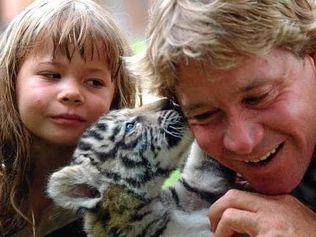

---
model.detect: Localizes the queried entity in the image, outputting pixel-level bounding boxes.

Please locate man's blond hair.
[139,0,316,99]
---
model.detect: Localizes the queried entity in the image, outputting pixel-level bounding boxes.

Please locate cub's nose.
[160,98,182,112]
[144,98,183,114]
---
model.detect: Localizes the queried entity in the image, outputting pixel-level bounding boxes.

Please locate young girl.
[0,0,136,236]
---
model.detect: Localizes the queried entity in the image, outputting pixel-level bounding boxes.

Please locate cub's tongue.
[67,184,100,198]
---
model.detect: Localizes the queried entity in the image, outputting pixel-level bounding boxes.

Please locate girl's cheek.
[89,101,111,122]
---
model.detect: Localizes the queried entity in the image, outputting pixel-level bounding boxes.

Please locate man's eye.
[86,79,105,88]
[242,93,269,106]
[190,110,219,122]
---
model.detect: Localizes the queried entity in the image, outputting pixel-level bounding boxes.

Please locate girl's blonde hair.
[138,0,316,99]
[0,0,136,234]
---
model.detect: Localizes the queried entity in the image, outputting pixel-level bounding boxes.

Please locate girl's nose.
[223,115,263,155]
[57,81,84,105]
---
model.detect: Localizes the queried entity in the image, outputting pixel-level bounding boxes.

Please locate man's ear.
[46,165,107,211]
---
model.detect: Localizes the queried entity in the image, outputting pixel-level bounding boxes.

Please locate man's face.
[176,49,316,194]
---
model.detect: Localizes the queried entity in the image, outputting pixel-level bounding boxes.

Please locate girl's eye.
[242,93,269,106]
[40,71,61,80]
[86,79,105,88]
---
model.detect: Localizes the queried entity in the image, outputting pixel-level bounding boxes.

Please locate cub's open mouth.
[67,184,101,198]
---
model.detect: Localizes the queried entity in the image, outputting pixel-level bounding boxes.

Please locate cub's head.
[47,98,193,211]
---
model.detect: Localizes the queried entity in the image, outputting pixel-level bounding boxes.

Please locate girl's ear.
[308,52,316,66]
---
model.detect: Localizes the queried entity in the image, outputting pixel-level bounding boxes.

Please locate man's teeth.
[245,147,277,163]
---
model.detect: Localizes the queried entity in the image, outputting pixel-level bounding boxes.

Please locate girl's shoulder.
[39,204,84,236]
[44,218,86,237]
[11,204,86,237]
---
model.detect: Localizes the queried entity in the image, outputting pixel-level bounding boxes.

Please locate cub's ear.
[46,164,108,211]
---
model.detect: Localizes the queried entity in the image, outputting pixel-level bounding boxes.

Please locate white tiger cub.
[47,98,234,237]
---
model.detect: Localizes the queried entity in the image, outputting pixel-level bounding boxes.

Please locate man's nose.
[223,115,263,155]
[57,80,84,105]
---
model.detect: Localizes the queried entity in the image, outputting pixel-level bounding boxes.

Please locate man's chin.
[250,182,296,195]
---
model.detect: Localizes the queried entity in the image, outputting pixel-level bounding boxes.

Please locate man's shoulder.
[292,158,316,211]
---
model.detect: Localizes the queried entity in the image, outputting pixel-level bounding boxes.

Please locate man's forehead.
[176,59,219,85]
[175,81,215,111]
[176,49,295,93]
[179,98,212,114]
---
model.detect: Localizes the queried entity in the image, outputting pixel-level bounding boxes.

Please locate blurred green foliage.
[130,38,146,54]
[163,170,181,188]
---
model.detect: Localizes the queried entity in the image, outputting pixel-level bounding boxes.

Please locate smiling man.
[140,0,316,236]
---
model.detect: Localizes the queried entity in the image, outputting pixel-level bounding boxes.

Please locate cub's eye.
[125,121,136,132]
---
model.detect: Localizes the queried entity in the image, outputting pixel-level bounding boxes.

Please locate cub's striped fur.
[47,99,234,237]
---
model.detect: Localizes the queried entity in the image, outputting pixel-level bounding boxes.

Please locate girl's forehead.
[30,37,109,62]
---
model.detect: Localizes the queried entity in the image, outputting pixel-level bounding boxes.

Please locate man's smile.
[244,142,284,166]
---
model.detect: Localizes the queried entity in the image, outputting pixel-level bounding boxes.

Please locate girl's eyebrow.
[38,61,66,68]
[38,61,109,74]
[85,68,109,73]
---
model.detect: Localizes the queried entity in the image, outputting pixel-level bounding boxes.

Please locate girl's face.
[16,47,115,146]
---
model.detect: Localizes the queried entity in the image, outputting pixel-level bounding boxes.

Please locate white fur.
[47,163,108,210]
[163,209,213,237]
[47,100,232,236]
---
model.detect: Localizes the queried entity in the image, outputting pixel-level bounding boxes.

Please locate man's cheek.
[190,124,214,152]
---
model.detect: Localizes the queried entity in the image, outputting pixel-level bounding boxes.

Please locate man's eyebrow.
[181,79,275,113]
[240,79,273,93]
[181,101,208,114]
